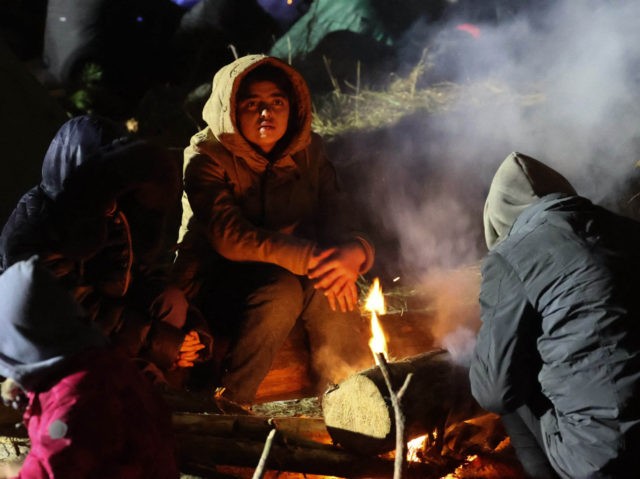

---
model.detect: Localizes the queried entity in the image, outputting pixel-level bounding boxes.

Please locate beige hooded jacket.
[174,55,373,294]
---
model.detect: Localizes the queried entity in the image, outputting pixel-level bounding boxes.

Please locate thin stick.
[323,55,341,94]
[252,424,277,479]
[376,352,413,479]
[355,60,361,126]
[228,44,239,60]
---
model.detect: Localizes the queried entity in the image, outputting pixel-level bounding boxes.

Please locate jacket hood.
[0,256,107,391]
[40,115,128,201]
[200,54,312,161]
[483,152,577,250]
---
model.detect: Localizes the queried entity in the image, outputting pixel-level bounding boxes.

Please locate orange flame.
[287,0,293,4]
[407,434,429,462]
[365,278,388,363]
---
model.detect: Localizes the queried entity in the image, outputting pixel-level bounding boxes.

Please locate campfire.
[162,276,527,478]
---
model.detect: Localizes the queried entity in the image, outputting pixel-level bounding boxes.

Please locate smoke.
[331,1,640,355]
[441,326,476,367]
[339,0,640,278]
[440,1,640,195]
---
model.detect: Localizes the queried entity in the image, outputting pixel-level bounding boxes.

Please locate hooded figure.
[0,115,211,382]
[173,55,375,405]
[470,152,640,478]
[0,257,178,479]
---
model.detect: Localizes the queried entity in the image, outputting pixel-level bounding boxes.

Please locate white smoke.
[358,0,640,278]
[426,0,640,202]
[335,1,640,353]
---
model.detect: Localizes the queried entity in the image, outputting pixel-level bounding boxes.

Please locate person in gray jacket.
[470,152,640,479]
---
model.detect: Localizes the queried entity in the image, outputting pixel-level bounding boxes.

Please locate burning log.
[172,412,443,478]
[322,349,483,455]
[176,432,443,478]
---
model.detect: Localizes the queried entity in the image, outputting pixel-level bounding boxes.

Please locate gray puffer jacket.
[471,152,640,478]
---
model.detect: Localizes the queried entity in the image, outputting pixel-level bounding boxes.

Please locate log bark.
[172,412,332,446]
[322,349,483,455]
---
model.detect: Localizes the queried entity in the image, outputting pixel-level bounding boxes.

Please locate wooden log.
[172,412,332,447]
[322,349,483,455]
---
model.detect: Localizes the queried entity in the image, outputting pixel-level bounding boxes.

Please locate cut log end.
[323,374,392,440]
[322,350,483,455]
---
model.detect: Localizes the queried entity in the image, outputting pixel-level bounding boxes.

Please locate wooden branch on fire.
[322,349,484,456]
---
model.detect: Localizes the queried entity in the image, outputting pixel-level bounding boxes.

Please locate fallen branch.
[376,352,413,479]
[251,424,277,479]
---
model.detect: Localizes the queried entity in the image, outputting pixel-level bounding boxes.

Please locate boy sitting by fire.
[0,115,212,386]
[172,54,375,408]
[471,152,640,478]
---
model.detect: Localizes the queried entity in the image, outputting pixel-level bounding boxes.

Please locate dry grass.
[311,60,546,140]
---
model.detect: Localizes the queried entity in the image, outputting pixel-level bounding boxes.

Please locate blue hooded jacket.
[0,257,106,391]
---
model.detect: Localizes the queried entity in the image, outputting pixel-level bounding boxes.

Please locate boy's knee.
[250,267,304,311]
[150,285,189,328]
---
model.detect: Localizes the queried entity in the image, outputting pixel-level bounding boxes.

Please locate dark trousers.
[501,405,559,479]
[196,261,373,403]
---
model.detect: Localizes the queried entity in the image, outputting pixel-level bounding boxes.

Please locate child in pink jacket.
[0,257,179,479]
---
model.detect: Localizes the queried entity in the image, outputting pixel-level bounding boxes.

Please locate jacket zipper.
[260,162,273,226]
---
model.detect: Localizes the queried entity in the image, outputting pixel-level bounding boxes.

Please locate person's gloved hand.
[1,378,26,410]
[175,330,207,368]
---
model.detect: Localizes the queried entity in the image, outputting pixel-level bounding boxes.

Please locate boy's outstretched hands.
[307,241,366,312]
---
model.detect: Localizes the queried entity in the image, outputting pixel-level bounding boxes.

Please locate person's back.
[492,194,640,476]
[0,257,179,478]
[471,152,640,478]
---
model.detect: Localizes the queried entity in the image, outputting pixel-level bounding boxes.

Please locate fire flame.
[287,0,293,4]
[407,434,429,462]
[365,277,388,363]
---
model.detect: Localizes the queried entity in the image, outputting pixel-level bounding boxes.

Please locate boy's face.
[237,80,290,154]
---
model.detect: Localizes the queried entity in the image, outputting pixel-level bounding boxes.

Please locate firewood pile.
[173,350,527,479]
[0,353,527,479]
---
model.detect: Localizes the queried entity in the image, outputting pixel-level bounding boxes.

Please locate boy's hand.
[308,242,365,312]
[175,330,207,368]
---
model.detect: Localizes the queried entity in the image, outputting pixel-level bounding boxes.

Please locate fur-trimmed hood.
[197,54,313,164]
